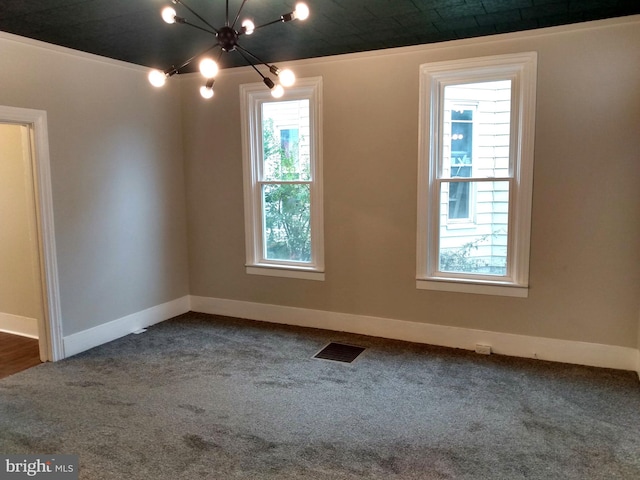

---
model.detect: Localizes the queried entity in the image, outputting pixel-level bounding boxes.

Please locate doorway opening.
[0,106,63,371]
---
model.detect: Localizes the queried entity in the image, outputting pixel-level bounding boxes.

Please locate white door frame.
[0,105,64,361]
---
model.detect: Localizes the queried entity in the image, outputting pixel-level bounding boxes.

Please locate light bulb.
[271,84,285,98]
[199,58,219,79]
[242,19,255,35]
[200,86,214,99]
[148,69,166,87]
[161,7,177,24]
[294,3,310,21]
[279,69,295,87]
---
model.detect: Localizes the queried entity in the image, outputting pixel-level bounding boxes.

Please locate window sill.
[246,265,325,281]
[416,278,528,297]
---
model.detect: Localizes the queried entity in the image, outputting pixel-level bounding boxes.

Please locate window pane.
[263,183,311,262]
[443,80,511,179]
[439,181,509,275]
[262,100,310,181]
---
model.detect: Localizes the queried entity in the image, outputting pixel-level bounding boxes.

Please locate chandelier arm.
[174,43,220,73]
[173,0,219,33]
[253,18,284,32]
[235,44,271,69]
[179,19,218,36]
[235,48,267,80]
[231,0,249,29]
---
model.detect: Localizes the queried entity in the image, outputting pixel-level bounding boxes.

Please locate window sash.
[432,178,514,282]
[259,99,312,183]
[256,179,315,267]
[260,182,313,265]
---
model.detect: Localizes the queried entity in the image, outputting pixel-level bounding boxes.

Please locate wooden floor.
[0,332,41,379]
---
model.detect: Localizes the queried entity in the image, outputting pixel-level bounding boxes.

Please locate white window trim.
[240,76,324,280]
[416,53,537,297]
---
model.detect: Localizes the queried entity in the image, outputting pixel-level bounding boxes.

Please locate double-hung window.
[240,77,324,280]
[417,53,537,297]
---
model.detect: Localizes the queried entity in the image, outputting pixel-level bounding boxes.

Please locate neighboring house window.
[280,128,299,159]
[240,77,324,280]
[448,104,476,221]
[416,53,537,297]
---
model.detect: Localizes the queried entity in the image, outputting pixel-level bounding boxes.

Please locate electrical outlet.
[475,344,492,355]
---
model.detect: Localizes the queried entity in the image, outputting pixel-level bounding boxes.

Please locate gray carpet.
[1,312,639,479]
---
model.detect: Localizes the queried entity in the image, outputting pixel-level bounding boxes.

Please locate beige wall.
[0,124,41,324]
[0,34,190,336]
[183,18,640,348]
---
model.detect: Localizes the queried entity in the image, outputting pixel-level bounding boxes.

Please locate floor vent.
[314,343,366,363]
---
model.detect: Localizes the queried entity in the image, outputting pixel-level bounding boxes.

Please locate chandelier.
[148,0,310,100]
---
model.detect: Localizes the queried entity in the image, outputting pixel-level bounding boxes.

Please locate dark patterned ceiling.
[1,1,638,72]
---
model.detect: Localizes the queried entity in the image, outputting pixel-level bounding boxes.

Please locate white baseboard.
[57,294,640,377]
[0,312,39,339]
[191,296,640,374]
[63,296,190,358]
